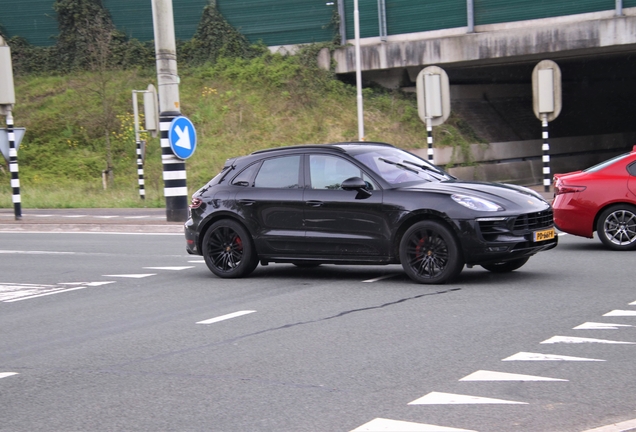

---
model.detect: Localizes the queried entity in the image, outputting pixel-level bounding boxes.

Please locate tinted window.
[628,161,636,176]
[231,163,260,187]
[584,152,631,173]
[254,156,301,188]
[309,155,375,190]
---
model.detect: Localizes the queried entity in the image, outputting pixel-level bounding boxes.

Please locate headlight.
[451,194,504,212]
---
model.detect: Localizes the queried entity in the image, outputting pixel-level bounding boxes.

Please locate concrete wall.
[410,132,636,185]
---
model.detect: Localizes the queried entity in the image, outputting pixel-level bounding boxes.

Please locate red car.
[553,146,636,250]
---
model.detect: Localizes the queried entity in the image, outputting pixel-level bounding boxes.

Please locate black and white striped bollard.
[542,115,550,193]
[136,139,145,200]
[159,112,188,222]
[7,112,21,220]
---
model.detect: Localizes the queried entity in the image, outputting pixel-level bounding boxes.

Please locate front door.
[303,154,390,258]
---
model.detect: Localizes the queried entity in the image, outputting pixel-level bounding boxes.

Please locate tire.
[481,257,529,273]
[202,219,258,278]
[596,205,636,251]
[399,220,464,284]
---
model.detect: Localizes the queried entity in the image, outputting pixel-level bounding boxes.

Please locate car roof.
[250,141,395,156]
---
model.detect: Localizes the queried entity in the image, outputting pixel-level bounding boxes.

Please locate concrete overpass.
[327,7,636,184]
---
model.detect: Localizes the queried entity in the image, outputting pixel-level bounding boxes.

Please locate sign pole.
[6,111,21,220]
[532,60,562,194]
[151,0,188,222]
[132,91,145,200]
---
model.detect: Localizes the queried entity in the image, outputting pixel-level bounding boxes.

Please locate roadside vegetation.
[0,0,481,209]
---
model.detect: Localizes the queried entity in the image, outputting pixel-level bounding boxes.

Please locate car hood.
[401,180,551,211]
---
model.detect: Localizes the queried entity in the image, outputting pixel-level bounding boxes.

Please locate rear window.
[584,153,631,173]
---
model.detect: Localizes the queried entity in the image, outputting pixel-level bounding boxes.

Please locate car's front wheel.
[481,257,529,273]
[202,219,258,278]
[399,220,464,284]
[596,205,636,251]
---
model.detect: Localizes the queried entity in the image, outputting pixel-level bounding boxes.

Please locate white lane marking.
[94,216,119,219]
[408,391,527,405]
[0,250,75,255]
[573,322,633,330]
[557,232,568,236]
[0,372,19,379]
[143,266,194,271]
[188,260,205,263]
[604,310,636,316]
[581,418,636,432]
[541,336,635,345]
[459,370,567,382]
[350,418,477,431]
[362,274,398,283]
[502,352,605,362]
[197,310,256,325]
[102,274,156,278]
[630,300,636,305]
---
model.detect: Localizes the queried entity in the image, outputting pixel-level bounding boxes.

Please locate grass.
[1,51,481,209]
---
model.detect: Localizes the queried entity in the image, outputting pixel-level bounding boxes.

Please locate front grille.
[513,210,554,232]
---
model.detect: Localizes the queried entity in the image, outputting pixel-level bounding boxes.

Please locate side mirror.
[341,176,372,199]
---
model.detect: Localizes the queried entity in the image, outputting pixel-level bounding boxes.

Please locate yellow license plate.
[534,228,555,242]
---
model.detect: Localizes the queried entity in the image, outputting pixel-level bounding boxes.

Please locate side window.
[309,155,374,190]
[231,163,260,187]
[628,162,636,176]
[254,155,301,188]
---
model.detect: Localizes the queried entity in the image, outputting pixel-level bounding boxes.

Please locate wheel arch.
[197,212,254,254]
[392,210,463,260]
[592,201,636,233]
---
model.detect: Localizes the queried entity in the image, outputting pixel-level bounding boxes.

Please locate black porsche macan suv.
[185,142,557,284]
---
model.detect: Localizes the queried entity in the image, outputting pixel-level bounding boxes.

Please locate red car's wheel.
[596,205,636,251]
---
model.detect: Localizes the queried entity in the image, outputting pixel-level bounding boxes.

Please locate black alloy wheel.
[596,205,636,251]
[399,220,464,284]
[202,219,258,278]
[481,257,529,273]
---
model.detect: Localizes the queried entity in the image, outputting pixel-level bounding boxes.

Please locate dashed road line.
[0,372,18,379]
[196,310,256,325]
[350,418,477,432]
[541,336,635,345]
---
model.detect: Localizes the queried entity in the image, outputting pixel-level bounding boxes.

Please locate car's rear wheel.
[202,219,258,278]
[597,205,636,251]
[399,220,464,284]
[481,257,529,273]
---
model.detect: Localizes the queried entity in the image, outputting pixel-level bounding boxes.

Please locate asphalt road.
[1,225,635,432]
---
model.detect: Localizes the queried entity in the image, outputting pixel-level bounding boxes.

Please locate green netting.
[475,0,616,25]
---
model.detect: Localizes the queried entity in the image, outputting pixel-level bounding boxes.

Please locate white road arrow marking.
[0,372,19,379]
[459,370,567,382]
[197,310,256,325]
[502,352,605,361]
[175,125,191,149]
[541,336,635,344]
[604,310,636,316]
[350,418,477,431]
[573,322,633,330]
[409,391,527,405]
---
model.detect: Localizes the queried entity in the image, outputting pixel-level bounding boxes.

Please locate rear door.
[233,155,305,254]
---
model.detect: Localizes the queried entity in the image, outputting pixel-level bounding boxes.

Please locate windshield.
[347,145,453,186]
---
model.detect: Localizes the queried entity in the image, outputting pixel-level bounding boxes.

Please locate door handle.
[306,200,324,207]
[238,199,255,206]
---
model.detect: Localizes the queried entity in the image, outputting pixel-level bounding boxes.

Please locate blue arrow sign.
[168,116,197,160]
